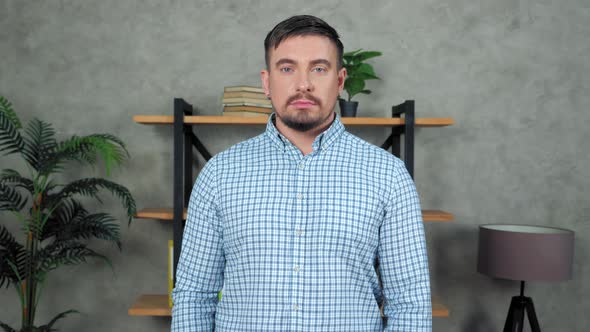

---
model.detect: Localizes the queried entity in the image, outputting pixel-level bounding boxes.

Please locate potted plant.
[339,49,382,117]
[0,96,136,332]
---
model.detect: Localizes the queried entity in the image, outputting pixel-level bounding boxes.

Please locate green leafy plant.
[341,49,383,101]
[0,96,136,332]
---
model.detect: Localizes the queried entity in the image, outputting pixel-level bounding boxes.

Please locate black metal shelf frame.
[171,98,416,285]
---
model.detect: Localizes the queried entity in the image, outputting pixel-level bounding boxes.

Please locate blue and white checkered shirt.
[172,112,431,331]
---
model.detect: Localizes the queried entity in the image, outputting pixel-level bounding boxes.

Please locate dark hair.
[264,15,344,70]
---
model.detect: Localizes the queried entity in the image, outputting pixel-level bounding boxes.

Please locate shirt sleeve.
[379,161,432,331]
[171,159,224,331]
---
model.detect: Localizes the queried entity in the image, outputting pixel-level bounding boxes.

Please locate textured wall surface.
[1,0,589,331]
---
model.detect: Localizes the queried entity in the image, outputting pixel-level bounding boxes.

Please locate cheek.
[271,81,294,100]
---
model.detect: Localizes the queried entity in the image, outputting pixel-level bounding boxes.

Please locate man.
[172,15,431,331]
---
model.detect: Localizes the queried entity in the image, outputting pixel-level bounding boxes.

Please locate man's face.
[261,35,346,132]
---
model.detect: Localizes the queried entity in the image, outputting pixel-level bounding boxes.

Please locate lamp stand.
[503,281,541,332]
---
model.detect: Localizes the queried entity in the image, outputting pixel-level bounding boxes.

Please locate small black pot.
[338,99,358,117]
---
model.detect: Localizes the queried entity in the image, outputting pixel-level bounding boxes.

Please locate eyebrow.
[274,58,332,69]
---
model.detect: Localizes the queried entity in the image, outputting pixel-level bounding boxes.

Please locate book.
[224,85,265,93]
[223,106,273,113]
[223,102,273,109]
[222,111,271,117]
[222,97,272,105]
[168,240,173,308]
[223,91,268,99]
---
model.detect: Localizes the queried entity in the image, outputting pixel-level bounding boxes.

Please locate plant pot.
[338,99,358,117]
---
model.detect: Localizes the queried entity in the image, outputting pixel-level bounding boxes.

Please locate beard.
[274,94,335,132]
[276,109,333,132]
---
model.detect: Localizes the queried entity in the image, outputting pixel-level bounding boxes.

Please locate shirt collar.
[265,112,345,154]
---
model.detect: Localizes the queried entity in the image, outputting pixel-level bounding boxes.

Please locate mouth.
[290,99,317,109]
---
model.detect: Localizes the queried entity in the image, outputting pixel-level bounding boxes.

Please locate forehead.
[269,34,338,64]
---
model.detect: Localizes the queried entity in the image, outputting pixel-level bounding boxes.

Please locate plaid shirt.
[172,112,431,331]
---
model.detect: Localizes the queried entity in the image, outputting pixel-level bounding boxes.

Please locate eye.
[312,67,327,73]
[280,67,293,73]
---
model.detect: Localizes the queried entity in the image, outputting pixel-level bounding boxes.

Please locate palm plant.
[0,96,136,332]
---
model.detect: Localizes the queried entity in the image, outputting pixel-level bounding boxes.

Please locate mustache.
[286,94,321,106]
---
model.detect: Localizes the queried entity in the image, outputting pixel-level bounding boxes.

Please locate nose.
[296,72,314,93]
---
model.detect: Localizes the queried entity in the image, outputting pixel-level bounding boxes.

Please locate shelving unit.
[130,98,454,319]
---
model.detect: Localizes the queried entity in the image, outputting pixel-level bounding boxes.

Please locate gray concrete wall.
[1,0,588,331]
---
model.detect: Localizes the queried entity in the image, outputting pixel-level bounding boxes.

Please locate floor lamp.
[477,224,574,332]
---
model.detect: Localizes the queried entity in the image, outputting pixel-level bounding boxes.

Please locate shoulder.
[201,133,267,171]
[339,131,405,172]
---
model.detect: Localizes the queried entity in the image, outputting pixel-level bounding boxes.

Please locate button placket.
[291,157,307,323]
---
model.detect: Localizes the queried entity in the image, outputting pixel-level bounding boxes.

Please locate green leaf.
[344,79,366,101]
[354,51,382,62]
[0,224,27,288]
[360,90,372,95]
[1,169,34,193]
[0,181,28,212]
[0,96,21,129]
[35,241,111,273]
[342,49,362,57]
[341,49,382,101]
[22,119,57,172]
[357,63,379,78]
[42,199,121,249]
[343,49,364,65]
[0,98,25,156]
[42,134,129,176]
[0,320,17,332]
[37,309,79,331]
[48,178,136,225]
[354,72,380,81]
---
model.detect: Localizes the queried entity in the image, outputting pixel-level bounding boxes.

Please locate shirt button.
[296,229,304,236]
[296,194,303,200]
[293,265,300,272]
[293,304,299,311]
[298,163,305,169]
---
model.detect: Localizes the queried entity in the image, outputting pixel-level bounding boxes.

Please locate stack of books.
[222,86,273,117]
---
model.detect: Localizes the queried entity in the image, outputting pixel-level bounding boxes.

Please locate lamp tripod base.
[503,294,541,332]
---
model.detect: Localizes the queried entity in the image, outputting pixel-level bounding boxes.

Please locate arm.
[171,160,224,331]
[379,162,432,331]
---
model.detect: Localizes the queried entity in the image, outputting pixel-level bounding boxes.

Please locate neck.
[275,112,334,156]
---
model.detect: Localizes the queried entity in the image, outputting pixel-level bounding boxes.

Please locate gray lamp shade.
[477,224,574,282]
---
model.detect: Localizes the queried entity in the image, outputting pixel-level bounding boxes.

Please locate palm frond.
[41,199,121,248]
[1,169,34,193]
[0,97,24,156]
[0,224,27,288]
[35,241,111,274]
[40,199,88,242]
[0,97,20,129]
[21,118,57,172]
[57,213,121,249]
[0,320,17,332]
[0,181,28,212]
[50,178,136,225]
[37,309,79,332]
[41,134,129,176]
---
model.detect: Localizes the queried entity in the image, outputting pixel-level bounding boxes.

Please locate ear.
[261,69,270,97]
[337,67,347,94]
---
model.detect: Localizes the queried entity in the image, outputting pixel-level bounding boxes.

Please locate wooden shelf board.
[128,294,171,316]
[135,208,453,223]
[135,208,187,220]
[422,210,454,222]
[432,296,450,317]
[133,115,454,127]
[128,293,448,318]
